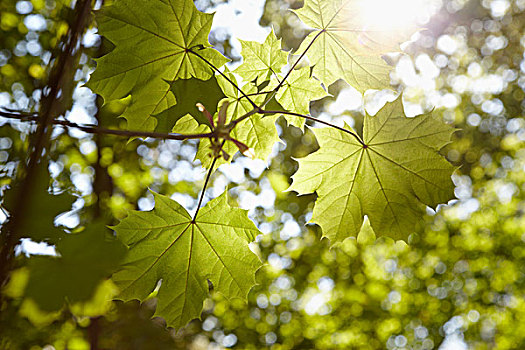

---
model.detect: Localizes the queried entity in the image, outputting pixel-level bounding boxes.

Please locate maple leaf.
[290,96,455,243]
[294,0,416,92]
[86,0,228,131]
[112,191,262,329]
[234,30,288,85]
[269,67,328,129]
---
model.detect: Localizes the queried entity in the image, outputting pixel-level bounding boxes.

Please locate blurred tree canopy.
[0,0,524,349]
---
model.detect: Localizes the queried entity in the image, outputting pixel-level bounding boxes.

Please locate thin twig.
[188,49,259,110]
[0,110,214,141]
[238,90,274,101]
[56,120,214,140]
[269,67,281,84]
[262,109,365,145]
[226,109,259,130]
[275,30,324,91]
[192,141,225,222]
[267,29,325,103]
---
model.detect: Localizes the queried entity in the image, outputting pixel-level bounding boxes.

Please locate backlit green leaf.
[234,30,288,85]
[290,96,455,243]
[294,0,415,92]
[270,67,328,129]
[86,0,228,131]
[112,191,262,329]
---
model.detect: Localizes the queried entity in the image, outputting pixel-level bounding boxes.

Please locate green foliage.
[112,192,262,328]
[234,30,288,85]
[270,67,328,129]
[2,0,456,335]
[25,222,126,311]
[293,0,412,91]
[291,97,455,242]
[3,0,523,348]
[86,0,228,131]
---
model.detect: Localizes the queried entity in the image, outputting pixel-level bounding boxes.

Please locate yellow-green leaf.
[290,96,455,243]
[87,0,228,131]
[234,30,288,85]
[294,0,415,92]
[270,67,328,129]
[112,191,262,329]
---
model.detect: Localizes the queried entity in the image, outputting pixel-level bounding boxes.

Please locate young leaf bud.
[197,103,214,128]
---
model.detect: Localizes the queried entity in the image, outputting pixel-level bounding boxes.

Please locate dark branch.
[0,110,214,140]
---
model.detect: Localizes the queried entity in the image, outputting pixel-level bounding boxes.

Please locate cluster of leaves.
[68,0,455,330]
[11,0,525,348]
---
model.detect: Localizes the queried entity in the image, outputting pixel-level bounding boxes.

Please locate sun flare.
[357,0,437,32]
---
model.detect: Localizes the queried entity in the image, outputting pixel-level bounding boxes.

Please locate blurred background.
[0,0,524,349]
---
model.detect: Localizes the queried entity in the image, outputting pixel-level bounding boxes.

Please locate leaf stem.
[269,67,282,84]
[261,29,326,110]
[275,29,324,92]
[261,109,364,145]
[192,141,225,222]
[225,108,259,130]
[238,90,274,101]
[188,49,259,110]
